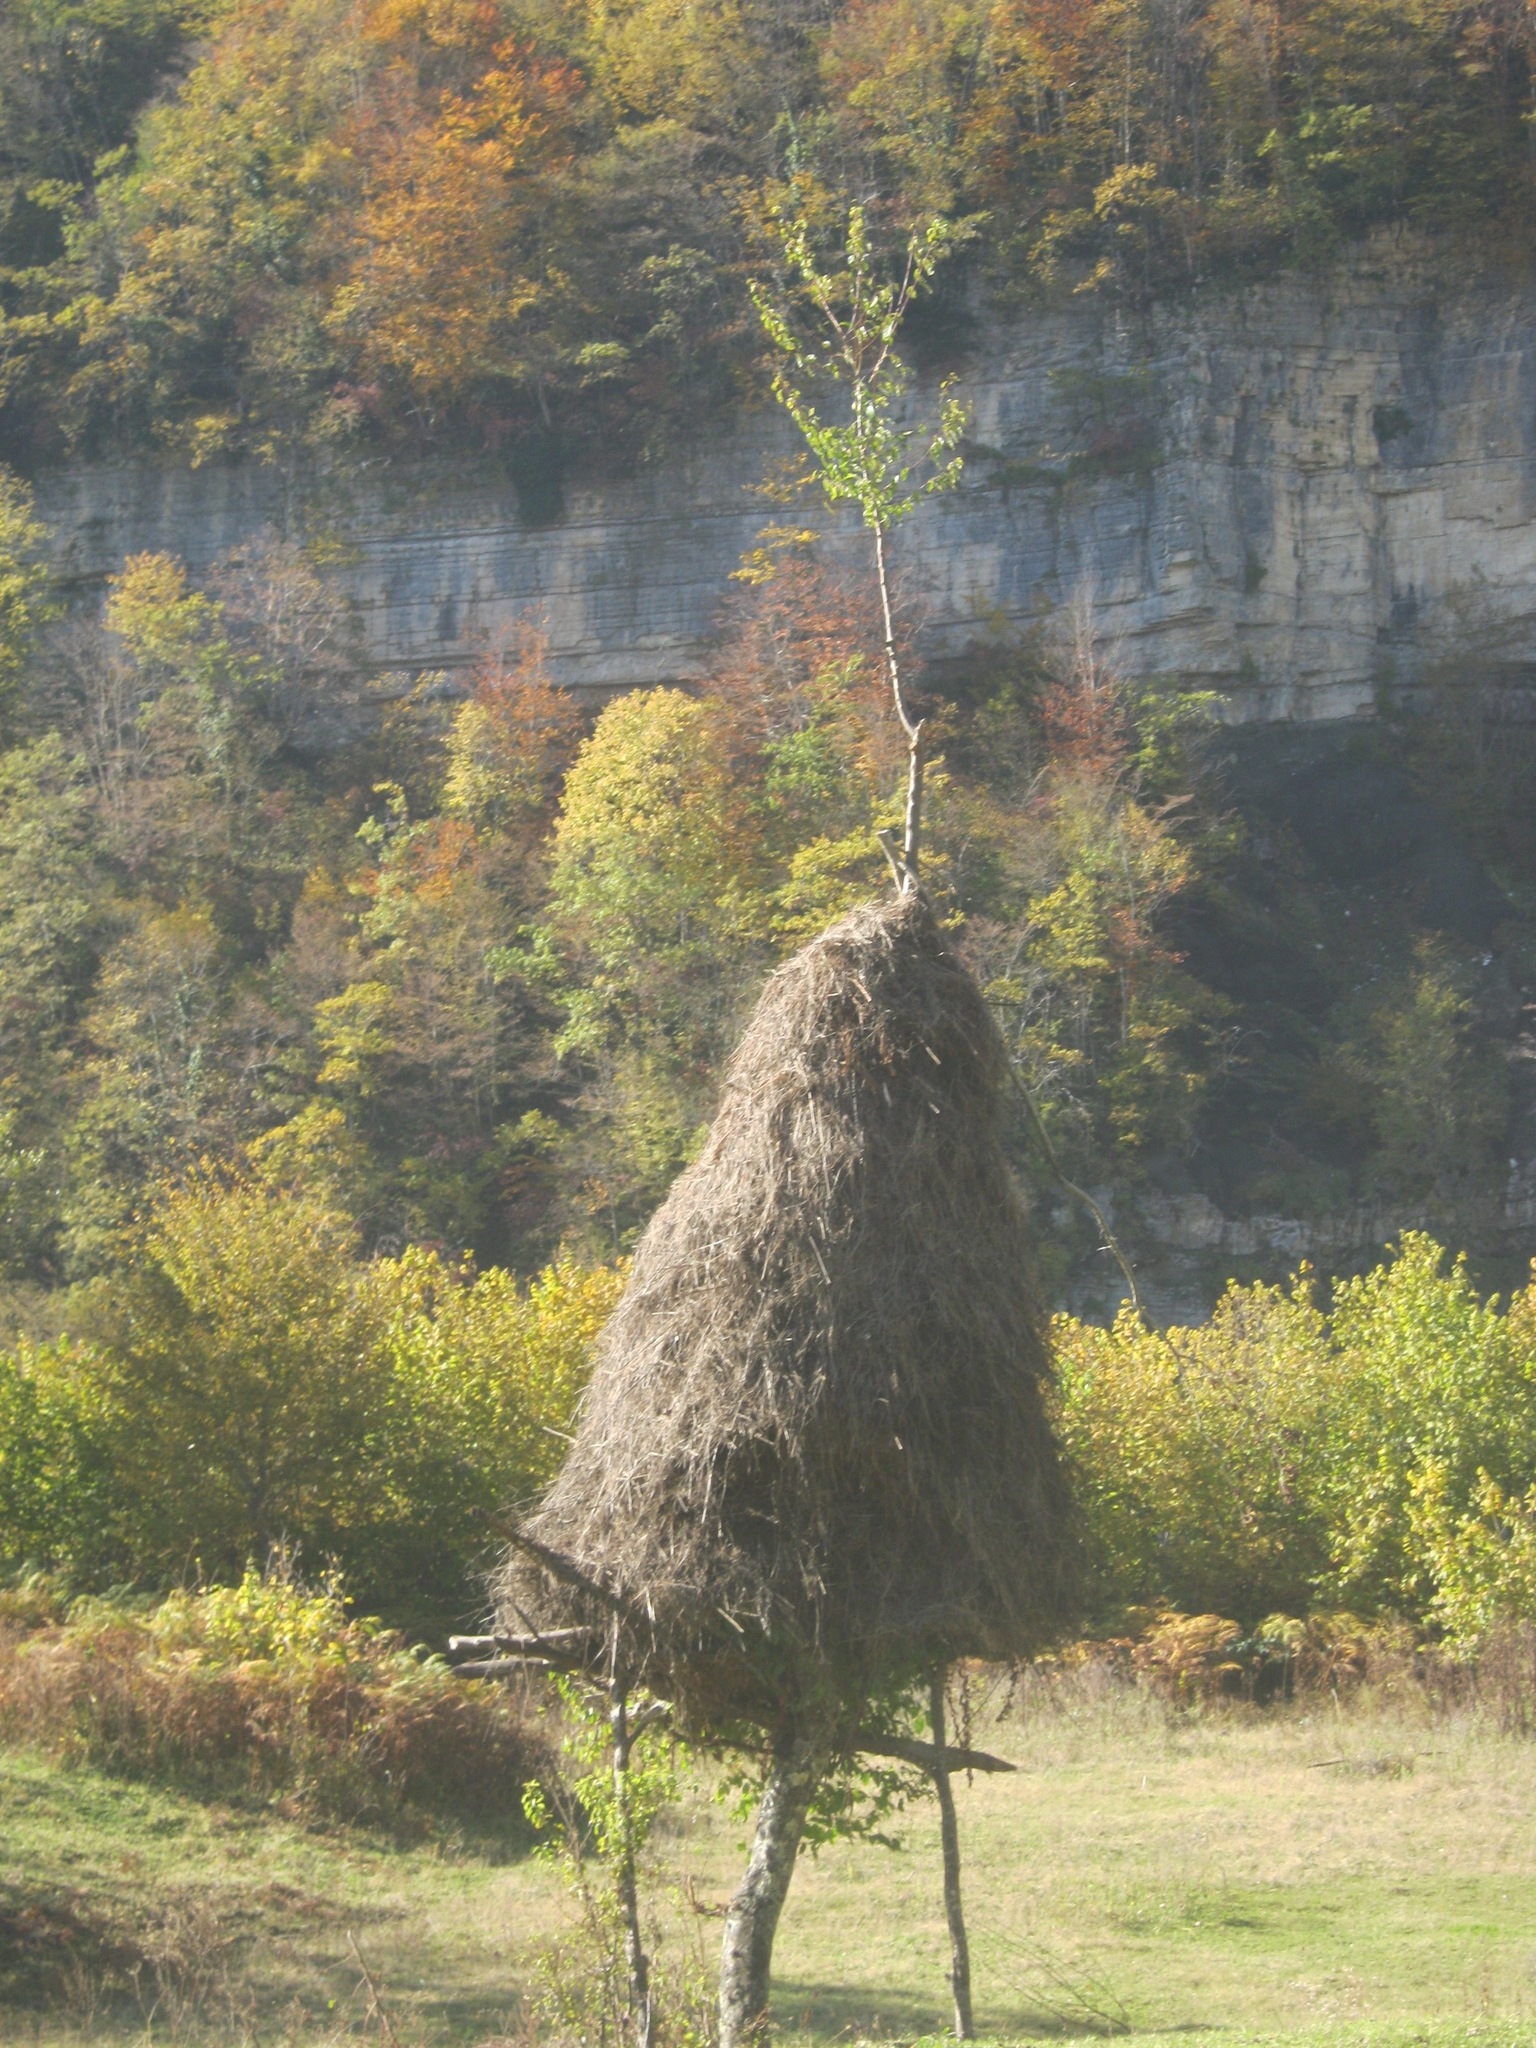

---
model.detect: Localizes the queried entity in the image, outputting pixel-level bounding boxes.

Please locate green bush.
[1056,1235,1536,1640]
[0,1176,623,1628]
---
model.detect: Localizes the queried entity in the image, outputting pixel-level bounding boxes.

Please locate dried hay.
[500,894,1074,1716]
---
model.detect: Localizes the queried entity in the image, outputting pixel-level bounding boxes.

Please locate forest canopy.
[1,0,1534,465]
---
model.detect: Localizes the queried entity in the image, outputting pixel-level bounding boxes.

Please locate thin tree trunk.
[609,1681,655,2048]
[928,1671,974,2040]
[902,726,925,891]
[718,1728,824,2048]
[872,520,924,892]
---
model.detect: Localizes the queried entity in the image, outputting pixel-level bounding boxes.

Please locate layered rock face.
[33,238,1536,721]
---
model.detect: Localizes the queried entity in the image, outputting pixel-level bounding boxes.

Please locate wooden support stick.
[929,1672,975,2041]
[451,1656,558,1678]
[854,1733,1016,1775]
[501,1527,633,1618]
[448,1627,599,1657]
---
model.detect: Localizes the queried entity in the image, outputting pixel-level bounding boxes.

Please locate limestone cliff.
[32,237,1536,720]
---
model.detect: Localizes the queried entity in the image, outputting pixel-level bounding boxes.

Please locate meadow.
[4,1673,1533,2048]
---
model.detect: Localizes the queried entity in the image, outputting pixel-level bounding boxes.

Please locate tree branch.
[501,1526,634,1618]
[448,1627,600,1658]
[1004,1060,1140,1312]
[855,1733,1016,1775]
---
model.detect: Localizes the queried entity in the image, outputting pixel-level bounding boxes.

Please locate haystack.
[499,892,1073,1715]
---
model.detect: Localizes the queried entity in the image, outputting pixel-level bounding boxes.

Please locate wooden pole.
[608,1675,656,2048]
[928,1670,974,2040]
[719,1726,824,2048]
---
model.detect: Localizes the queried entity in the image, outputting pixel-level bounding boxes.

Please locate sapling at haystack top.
[748,196,969,894]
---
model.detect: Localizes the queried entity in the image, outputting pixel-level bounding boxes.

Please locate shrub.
[0,1177,624,1628]
[1055,1235,1536,1636]
[82,1175,391,1586]
[361,1246,626,1626]
[1054,1275,1339,1620]
[0,1568,547,1838]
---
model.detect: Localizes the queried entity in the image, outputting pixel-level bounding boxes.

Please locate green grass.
[3,1682,1535,2044]
[0,1745,564,2042]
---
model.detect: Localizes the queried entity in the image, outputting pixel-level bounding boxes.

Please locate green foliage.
[536,686,773,1239]
[1333,940,1508,1201]
[1056,1234,1536,1640]
[80,1172,397,1581]
[750,200,968,540]
[521,1675,703,2048]
[977,656,1231,1173]
[0,1337,112,1572]
[0,467,55,733]
[1322,1236,1536,1614]
[0,733,104,1222]
[1409,1465,1536,1649]
[363,1248,625,1623]
[524,1674,679,1872]
[717,1682,931,1856]
[545,688,768,1065]
[0,1175,621,1625]
[1057,1278,1336,1621]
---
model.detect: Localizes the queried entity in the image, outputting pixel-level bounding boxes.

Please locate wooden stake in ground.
[928,1670,974,2040]
[607,1676,655,2048]
[718,1724,830,2048]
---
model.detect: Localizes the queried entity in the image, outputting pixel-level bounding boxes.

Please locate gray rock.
[32,235,1536,723]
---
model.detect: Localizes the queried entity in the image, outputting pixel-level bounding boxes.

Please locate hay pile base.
[500,894,1073,1717]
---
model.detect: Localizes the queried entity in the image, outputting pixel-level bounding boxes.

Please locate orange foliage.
[1038,664,1129,780]
[1037,606,1131,779]
[324,8,582,409]
[710,546,901,784]
[469,620,585,782]
[441,619,585,854]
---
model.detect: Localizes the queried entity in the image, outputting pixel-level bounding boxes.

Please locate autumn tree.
[538,686,773,1240]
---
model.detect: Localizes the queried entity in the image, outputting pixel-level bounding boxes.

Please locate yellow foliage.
[1053,1276,1338,1619]
[369,1245,626,1502]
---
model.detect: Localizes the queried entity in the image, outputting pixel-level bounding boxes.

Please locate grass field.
[2,1679,1534,2046]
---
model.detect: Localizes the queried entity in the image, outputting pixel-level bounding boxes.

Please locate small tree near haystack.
[749,200,968,894]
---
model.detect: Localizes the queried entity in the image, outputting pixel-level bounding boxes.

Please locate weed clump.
[0,1569,547,1838]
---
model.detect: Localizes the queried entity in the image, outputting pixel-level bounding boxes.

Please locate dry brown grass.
[0,1577,547,1837]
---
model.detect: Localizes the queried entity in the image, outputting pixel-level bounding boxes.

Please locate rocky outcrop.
[32,235,1536,719]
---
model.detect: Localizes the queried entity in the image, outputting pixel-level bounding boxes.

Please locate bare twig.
[347,1933,403,2048]
[875,827,907,892]
[1005,1060,1140,1312]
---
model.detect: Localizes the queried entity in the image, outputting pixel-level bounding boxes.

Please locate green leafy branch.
[750,200,973,893]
